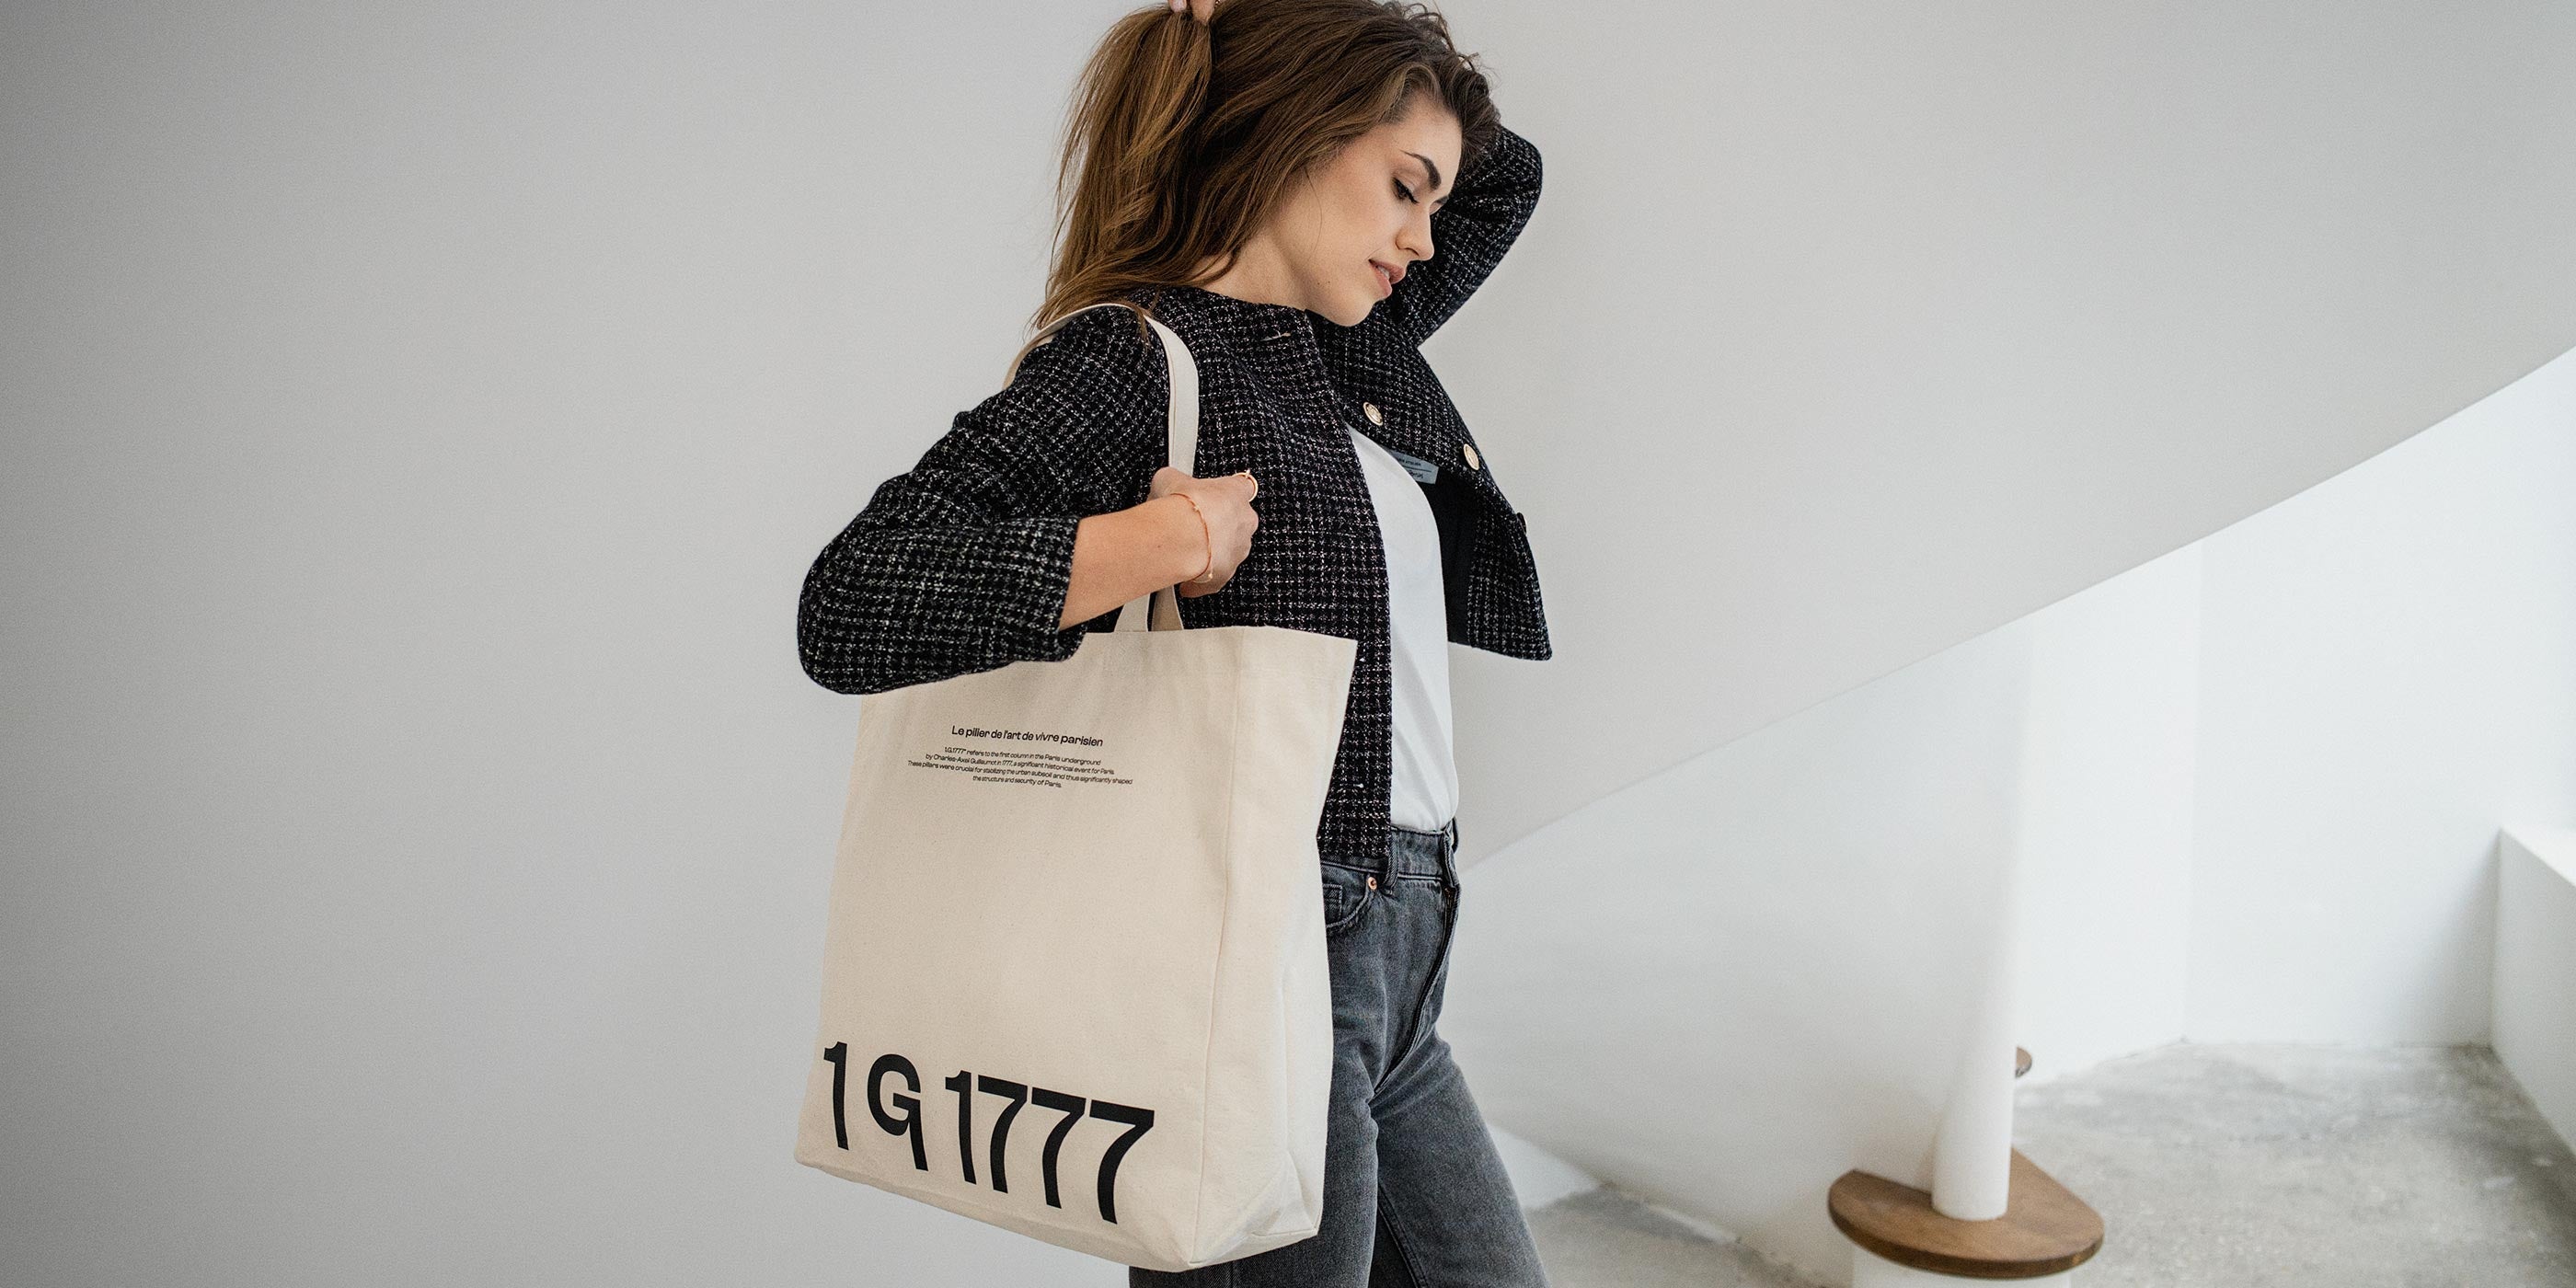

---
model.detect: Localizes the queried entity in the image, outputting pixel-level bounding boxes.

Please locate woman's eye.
[1395,179,1418,204]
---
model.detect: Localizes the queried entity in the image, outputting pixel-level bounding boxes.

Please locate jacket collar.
[1121,283,1464,473]
[1121,283,1328,408]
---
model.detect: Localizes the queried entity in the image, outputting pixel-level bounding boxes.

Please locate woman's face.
[1200,103,1463,328]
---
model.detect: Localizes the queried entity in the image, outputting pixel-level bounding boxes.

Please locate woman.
[797,0,1553,1282]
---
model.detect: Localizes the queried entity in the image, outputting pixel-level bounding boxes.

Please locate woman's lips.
[1373,262,1393,296]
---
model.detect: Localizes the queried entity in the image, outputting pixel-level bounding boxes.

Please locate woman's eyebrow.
[1403,151,1450,206]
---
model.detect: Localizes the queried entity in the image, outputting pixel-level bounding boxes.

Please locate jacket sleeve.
[1384,122,1543,348]
[797,316,1170,696]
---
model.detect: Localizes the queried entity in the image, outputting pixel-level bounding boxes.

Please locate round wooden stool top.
[1827,1149,2102,1279]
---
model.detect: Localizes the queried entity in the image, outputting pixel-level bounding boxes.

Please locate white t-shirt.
[1347,426,1460,831]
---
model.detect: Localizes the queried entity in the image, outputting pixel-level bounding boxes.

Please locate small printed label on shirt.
[1382,446,1440,484]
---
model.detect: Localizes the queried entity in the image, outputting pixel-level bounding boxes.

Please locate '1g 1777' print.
[821,1044,1158,1223]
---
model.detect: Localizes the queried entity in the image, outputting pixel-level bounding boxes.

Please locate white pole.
[1928,840,2020,1220]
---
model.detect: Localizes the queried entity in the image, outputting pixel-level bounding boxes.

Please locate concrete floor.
[2011,1042,2576,1285]
[1522,1042,2576,1287]
[1524,1186,1828,1288]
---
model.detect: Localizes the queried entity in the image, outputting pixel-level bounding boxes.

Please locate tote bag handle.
[1025,301,1202,635]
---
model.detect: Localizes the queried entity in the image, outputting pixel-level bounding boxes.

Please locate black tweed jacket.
[798,124,1550,868]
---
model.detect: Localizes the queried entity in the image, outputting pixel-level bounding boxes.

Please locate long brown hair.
[1002,0,1504,386]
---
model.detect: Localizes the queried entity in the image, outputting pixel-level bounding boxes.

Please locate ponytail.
[1003,6,1213,386]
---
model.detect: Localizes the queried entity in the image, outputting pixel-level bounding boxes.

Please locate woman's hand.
[1166,0,1215,24]
[1148,466,1258,597]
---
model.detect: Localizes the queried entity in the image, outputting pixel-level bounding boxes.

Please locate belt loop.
[1443,817,1460,886]
[1381,822,1400,889]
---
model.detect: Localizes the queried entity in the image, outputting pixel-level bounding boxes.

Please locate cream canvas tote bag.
[794,303,1358,1271]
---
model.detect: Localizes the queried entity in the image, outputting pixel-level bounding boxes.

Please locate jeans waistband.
[1379,817,1459,885]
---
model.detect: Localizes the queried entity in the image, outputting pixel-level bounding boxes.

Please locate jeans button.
[1365,876,1378,890]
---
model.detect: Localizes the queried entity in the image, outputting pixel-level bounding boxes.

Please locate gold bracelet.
[1174,493,1217,584]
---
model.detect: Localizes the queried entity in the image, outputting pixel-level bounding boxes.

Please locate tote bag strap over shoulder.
[1027,301,1202,636]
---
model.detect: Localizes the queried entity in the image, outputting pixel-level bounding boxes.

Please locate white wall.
[1446,345,2576,1282]
[1443,622,2037,1285]
[2493,826,2576,1153]
[2010,546,2204,1080]
[1453,0,2576,866]
[6,1,2574,1283]
[0,4,1142,1283]
[2184,343,2576,1041]
[2010,342,2576,1073]
[1487,1122,1606,1210]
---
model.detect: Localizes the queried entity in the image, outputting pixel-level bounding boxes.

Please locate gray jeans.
[1131,818,1552,1287]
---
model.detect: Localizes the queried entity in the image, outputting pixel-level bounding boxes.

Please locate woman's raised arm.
[1382,121,1543,348]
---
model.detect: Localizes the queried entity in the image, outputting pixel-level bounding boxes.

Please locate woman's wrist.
[1153,493,1213,586]
[1167,494,1214,584]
